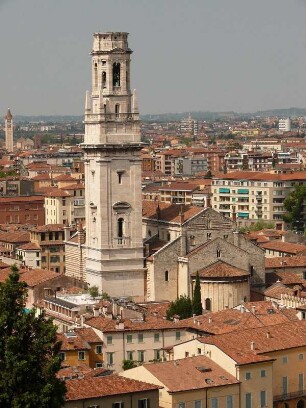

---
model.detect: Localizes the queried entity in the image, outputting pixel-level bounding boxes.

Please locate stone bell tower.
[5,108,14,152]
[82,32,145,300]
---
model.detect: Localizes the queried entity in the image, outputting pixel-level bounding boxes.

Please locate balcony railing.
[273,389,306,402]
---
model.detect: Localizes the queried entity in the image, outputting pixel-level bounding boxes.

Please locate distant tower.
[5,108,13,152]
[82,32,145,299]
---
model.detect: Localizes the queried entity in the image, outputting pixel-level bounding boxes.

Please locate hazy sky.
[0,0,306,116]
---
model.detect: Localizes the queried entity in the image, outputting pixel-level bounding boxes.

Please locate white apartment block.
[279,118,291,133]
[212,171,306,229]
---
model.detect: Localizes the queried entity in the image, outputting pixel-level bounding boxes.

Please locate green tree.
[0,265,66,408]
[192,272,202,316]
[122,359,137,371]
[88,285,99,298]
[283,184,306,231]
[166,295,193,320]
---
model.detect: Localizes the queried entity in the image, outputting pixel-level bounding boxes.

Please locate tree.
[122,359,137,371]
[192,272,202,316]
[0,265,66,408]
[166,295,192,320]
[283,184,306,231]
[88,285,99,298]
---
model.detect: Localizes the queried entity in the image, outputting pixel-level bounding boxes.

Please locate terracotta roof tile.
[261,241,306,255]
[193,260,249,279]
[202,321,306,365]
[142,200,204,224]
[265,256,306,269]
[65,376,160,401]
[143,355,239,392]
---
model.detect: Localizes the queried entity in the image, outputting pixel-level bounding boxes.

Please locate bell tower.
[5,108,14,152]
[82,32,145,300]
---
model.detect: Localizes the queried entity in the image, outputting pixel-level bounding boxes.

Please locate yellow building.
[121,355,240,408]
[57,328,104,369]
[169,321,306,408]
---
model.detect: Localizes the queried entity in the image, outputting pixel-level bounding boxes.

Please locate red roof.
[65,376,160,401]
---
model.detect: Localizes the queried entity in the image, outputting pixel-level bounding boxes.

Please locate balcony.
[274,389,306,402]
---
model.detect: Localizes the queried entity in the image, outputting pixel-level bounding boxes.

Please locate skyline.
[0,0,306,116]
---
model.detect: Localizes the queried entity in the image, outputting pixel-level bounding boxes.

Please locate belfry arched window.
[102,71,106,88]
[113,62,121,87]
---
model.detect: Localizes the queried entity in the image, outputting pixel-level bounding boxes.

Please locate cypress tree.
[192,271,202,316]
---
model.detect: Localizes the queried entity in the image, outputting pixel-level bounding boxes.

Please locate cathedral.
[65,32,265,310]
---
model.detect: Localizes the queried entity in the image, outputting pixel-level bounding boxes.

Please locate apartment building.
[44,184,85,226]
[212,171,306,229]
[0,195,45,226]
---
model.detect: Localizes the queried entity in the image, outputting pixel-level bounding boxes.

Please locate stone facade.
[146,208,264,310]
[81,32,145,300]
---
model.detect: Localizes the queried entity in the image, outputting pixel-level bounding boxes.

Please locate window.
[78,351,85,360]
[126,351,134,360]
[138,350,145,362]
[205,298,211,311]
[112,403,124,408]
[95,362,103,368]
[245,372,251,380]
[195,401,201,408]
[165,270,169,281]
[216,249,221,258]
[154,333,160,342]
[96,345,103,354]
[178,403,185,408]
[106,352,114,366]
[154,349,161,360]
[282,376,288,395]
[226,396,233,408]
[282,356,288,364]
[127,334,133,343]
[113,62,121,86]
[118,217,124,241]
[246,393,252,408]
[59,352,66,361]
[211,398,218,408]
[260,370,267,377]
[138,333,144,343]
[260,391,266,407]
[102,71,106,88]
[197,348,201,355]
[299,373,304,391]
[176,331,181,341]
[50,255,60,263]
[138,399,150,408]
[299,353,304,360]
[107,335,113,345]
[118,171,123,184]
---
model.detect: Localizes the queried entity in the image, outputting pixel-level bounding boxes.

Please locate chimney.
[93,306,99,317]
[266,331,271,339]
[241,305,245,314]
[251,306,256,315]
[173,314,180,323]
[208,317,212,324]
[251,341,256,350]
[64,226,70,243]
[179,205,185,225]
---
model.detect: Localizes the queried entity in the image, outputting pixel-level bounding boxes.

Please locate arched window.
[115,104,120,118]
[205,298,211,311]
[117,218,124,243]
[165,271,169,282]
[102,71,106,88]
[113,62,120,87]
[297,401,305,408]
[217,249,221,258]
